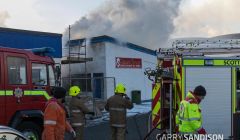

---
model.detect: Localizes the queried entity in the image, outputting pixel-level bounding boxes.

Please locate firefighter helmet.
[115,83,126,94]
[69,86,81,96]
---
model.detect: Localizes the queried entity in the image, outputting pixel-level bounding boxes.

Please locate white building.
[62,35,157,101]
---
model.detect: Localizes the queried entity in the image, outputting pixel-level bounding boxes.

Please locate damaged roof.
[68,35,156,56]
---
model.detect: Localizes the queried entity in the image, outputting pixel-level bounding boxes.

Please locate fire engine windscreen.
[32,63,47,86]
[48,65,56,86]
[32,64,56,86]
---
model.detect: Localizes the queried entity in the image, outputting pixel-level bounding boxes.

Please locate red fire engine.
[0,46,56,140]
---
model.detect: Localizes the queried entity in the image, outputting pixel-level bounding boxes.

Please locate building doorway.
[93,73,104,99]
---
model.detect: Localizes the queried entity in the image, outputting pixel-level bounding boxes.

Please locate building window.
[72,74,92,92]
[32,63,47,86]
[7,57,27,85]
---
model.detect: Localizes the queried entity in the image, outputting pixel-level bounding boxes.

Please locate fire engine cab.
[0,46,56,140]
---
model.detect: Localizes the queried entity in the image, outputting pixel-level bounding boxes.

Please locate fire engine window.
[237,93,240,111]
[48,65,55,86]
[32,63,47,86]
[7,57,27,85]
[237,68,240,111]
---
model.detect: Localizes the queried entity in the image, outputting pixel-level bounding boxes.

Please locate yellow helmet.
[69,86,81,96]
[115,83,126,94]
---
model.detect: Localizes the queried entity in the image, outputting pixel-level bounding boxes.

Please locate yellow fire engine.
[145,39,240,139]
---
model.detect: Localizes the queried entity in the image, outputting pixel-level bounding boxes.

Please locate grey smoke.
[63,0,181,49]
[0,10,9,27]
[172,0,240,38]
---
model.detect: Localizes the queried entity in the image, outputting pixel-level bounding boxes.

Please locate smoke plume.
[0,10,9,27]
[63,0,181,49]
[172,0,240,38]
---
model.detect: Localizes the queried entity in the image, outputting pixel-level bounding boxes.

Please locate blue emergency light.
[27,47,55,56]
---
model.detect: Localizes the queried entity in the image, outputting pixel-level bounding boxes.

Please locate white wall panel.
[185,67,231,138]
[105,43,156,100]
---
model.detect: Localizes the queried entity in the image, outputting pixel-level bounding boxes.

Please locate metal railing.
[62,76,115,99]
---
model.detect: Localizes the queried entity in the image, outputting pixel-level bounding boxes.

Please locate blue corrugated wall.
[0,28,62,58]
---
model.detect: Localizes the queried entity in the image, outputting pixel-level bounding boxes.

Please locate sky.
[1,0,240,48]
[0,0,106,33]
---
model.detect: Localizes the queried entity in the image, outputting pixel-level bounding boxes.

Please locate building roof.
[68,35,156,56]
[0,27,62,37]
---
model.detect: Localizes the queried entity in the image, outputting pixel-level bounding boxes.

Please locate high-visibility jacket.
[176,92,203,134]
[42,98,72,140]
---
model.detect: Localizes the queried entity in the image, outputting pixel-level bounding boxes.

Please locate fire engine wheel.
[17,121,41,140]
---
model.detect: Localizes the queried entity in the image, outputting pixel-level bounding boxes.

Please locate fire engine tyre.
[17,121,41,140]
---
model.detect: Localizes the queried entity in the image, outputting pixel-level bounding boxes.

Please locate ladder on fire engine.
[158,39,240,58]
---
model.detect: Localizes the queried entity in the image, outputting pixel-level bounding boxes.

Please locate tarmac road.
[65,112,162,140]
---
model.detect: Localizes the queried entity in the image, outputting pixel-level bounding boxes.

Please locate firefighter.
[105,83,133,140]
[42,86,76,140]
[69,85,94,140]
[176,85,207,134]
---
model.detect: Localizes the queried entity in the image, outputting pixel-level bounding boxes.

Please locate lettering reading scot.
[224,60,240,66]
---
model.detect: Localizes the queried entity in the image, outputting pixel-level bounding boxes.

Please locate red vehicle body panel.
[0,47,54,125]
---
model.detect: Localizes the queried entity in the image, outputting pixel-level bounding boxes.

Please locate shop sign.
[115,57,142,68]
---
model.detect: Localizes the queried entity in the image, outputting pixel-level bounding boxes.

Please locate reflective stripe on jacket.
[105,94,133,128]
[176,92,202,133]
[69,96,91,127]
[42,98,72,140]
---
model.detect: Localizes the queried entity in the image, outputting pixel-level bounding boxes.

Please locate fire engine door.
[4,52,30,124]
[185,67,231,139]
